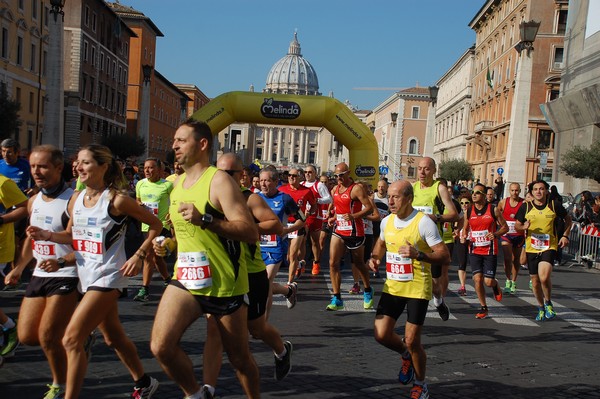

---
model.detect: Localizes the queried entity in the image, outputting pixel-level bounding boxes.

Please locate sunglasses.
[472,190,485,195]
[224,169,241,176]
[334,171,349,178]
[460,201,471,205]
[288,174,299,178]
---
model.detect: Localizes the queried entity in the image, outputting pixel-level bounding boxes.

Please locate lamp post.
[503,20,540,197]
[43,0,66,149]
[424,85,439,157]
[390,112,398,127]
[139,64,153,159]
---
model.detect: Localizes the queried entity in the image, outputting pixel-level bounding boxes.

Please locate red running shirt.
[468,203,498,255]
[332,183,364,237]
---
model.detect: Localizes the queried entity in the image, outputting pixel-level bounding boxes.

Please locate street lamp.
[142,64,153,84]
[49,0,65,22]
[515,20,541,55]
[428,85,439,106]
[390,112,398,127]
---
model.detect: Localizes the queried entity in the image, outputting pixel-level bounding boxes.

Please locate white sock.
[433,296,443,307]
[2,317,15,330]
[275,347,287,360]
[184,389,203,399]
[203,385,216,397]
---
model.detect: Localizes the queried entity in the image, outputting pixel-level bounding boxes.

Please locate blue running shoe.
[544,303,557,320]
[326,296,344,311]
[398,353,415,385]
[535,307,545,321]
[363,288,374,309]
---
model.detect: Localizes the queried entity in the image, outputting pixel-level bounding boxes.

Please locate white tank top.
[72,189,128,292]
[30,187,78,278]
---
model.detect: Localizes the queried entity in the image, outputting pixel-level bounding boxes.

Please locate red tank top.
[279,184,315,223]
[502,198,524,236]
[332,183,364,237]
[302,180,326,221]
[468,203,498,255]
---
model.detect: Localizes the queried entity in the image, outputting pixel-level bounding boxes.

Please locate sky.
[120,0,485,111]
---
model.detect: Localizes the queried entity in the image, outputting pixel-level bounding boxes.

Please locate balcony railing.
[474,120,494,133]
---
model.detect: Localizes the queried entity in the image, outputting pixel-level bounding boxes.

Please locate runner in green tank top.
[151,120,261,399]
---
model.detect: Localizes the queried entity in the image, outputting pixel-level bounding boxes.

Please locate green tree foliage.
[560,141,600,184]
[101,134,146,160]
[438,158,474,184]
[0,85,21,141]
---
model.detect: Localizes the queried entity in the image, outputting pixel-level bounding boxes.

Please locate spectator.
[573,190,594,225]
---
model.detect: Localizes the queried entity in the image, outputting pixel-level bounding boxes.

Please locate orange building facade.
[467,0,567,186]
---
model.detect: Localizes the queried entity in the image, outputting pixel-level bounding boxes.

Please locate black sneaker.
[436,301,450,321]
[274,340,293,381]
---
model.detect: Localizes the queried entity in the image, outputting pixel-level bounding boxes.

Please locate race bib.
[72,226,104,262]
[336,214,352,231]
[471,230,491,247]
[143,201,159,216]
[287,223,298,239]
[385,252,414,281]
[320,208,328,220]
[260,234,278,247]
[531,233,550,250]
[31,241,56,259]
[177,251,213,290]
[506,221,517,234]
[442,222,450,234]
[414,206,433,215]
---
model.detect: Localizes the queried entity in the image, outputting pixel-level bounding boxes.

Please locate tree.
[560,141,600,184]
[0,85,21,141]
[438,158,474,184]
[101,134,146,160]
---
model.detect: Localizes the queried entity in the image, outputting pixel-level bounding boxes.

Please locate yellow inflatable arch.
[190,91,380,186]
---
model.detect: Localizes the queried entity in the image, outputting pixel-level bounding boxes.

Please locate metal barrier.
[567,222,600,269]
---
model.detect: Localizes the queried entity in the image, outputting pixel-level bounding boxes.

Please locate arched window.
[409,139,418,155]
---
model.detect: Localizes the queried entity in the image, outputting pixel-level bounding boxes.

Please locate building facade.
[543,0,600,194]
[372,87,432,182]
[63,0,134,157]
[467,0,567,187]
[0,0,50,152]
[433,46,475,164]
[175,83,210,119]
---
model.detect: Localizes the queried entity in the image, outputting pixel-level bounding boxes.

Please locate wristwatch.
[57,257,66,268]
[435,214,442,222]
[416,251,425,261]
[200,213,214,229]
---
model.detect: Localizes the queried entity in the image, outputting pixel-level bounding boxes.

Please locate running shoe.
[199,385,214,399]
[457,286,467,296]
[131,376,159,399]
[43,384,65,399]
[436,301,450,321]
[493,280,503,302]
[363,288,374,309]
[133,287,149,302]
[544,303,557,320]
[535,307,545,321]
[475,306,489,319]
[295,260,306,279]
[285,282,298,309]
[398,353,415,385]
[326,296,344,311]
[0,321,19,357]
[509,280,517,294]
[311,261,320,275]
[348,282,362,295]
[503,280,512,294]
[410,383,430,399]
[274,340,293,381]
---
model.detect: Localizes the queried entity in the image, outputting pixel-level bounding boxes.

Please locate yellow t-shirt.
[524,201,559,253]
[382,212,433,300]
[170,167,249,297]
[0,176,28,263]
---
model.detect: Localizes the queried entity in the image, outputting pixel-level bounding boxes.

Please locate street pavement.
[2,247,600,399]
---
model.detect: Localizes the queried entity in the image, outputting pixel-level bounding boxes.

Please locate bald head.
[417,157,436,185]
[216,152,242,171]
[335,162,349,173]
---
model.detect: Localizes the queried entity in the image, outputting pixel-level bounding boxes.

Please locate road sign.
[379,165,389,175]
[497,167,504,175]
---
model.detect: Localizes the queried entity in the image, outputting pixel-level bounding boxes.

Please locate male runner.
[150,120,261,399]
[497,183,525,294]
[370,180,449,399]
[515,180,571,321]
[411,157,458,320]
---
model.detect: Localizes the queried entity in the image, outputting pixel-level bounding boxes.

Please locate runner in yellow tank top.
[411,157,458,321]
[515,180,571,322]
[369,180,449,399]
[150,120,261,399]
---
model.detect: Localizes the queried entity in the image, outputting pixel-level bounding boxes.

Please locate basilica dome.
[264,33,321,96]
